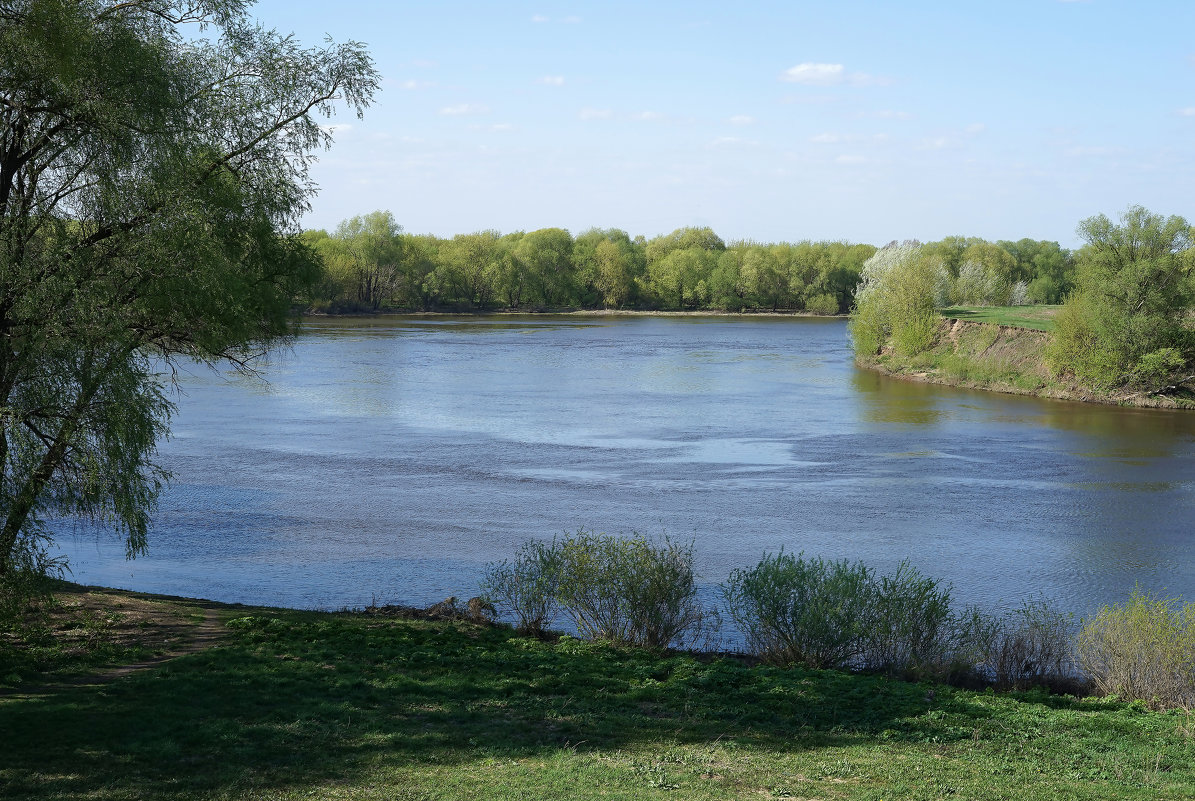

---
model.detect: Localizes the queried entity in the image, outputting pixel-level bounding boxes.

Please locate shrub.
[722,552,878,669]
[863,561,954,677]
[480,539,562,636]
[984,599,1076,691]
[553,531,710,650]
[805,292,840,316]
[1077,588,1195,709]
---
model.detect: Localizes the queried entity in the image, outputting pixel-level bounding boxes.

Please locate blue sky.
[250,0,1195,247]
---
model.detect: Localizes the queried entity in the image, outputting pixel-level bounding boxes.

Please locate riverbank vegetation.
[299,211,1082,317]
[3,580,1195,800]
[479,532,1195,709]
[851,207,1195,405]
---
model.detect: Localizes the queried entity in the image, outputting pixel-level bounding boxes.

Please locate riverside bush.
[1077,588,1195,709]
[553,531,710,649]
[722,552,879,669]
[983,599,1077,691]
[863,561,954,677]
[480,539,561,636]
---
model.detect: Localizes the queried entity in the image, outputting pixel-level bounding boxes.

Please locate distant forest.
[301,211,1076,314]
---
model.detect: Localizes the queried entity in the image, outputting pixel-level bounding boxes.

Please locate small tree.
[850,241,946,357]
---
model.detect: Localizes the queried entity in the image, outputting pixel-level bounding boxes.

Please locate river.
[57,315,1195,619]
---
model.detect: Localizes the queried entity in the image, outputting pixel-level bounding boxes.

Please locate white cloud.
[538,75,565,86]
[439,103,489,116]
[728,114,755,126]
[633,110,664,121]
[488,123,515,132]
[781,63,845,86]
[781,62,888,87]
[400,79,434,90]
[1178,107,1195,117]
[835,154,865,164]
[579,107,613,120]
[810,132,841,144]
[920,136,953,150]
[531,14,548,23]
[965,123,986,134]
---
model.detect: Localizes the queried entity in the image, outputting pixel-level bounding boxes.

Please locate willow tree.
[0,0,377,582]
[1047,206,1194,389]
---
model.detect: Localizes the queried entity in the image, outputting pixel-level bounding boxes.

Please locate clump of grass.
[1077,588,1195,709]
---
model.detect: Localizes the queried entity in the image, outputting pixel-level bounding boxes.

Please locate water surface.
[59,315,1195,618]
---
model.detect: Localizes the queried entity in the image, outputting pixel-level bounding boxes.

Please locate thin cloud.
[810,132,842,143]
[400,79,434,90]
[781,63,845,86]
[781,62,889,87]
[835,154,866,164]
[728,114,755,126]
[965,123,986,135]
[538,76,565,86]
[531,14,548,23]
[1178,107,1195,117]
[579,107,613,120]
[632,110,664,121]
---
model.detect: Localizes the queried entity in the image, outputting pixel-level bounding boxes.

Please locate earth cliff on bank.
[857,318,1195,410]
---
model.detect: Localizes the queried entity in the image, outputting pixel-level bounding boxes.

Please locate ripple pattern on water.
[55,315,1195,618]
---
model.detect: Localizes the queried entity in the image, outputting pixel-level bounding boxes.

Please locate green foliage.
[863,562,955,677]
[850,241,944,357]
[552,531,711,650]
[0,1,377,577]
[480,539,561,636]
[7,593,1195,800]
[1078,588,1195,709]
[1047,206,1194,388]
[804,292,840,316]
[722,552,880,669]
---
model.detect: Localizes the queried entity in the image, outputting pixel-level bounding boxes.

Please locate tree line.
[300,211,1080,315]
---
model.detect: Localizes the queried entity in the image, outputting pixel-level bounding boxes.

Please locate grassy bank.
[860,315,1195,409]
[940,305,1060,332]
[3,586,1195,800]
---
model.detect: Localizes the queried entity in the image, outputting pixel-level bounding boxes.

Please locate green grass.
[940,305,1061,332]
[3,597,1195,800]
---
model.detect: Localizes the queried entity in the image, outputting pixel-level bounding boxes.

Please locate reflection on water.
[57,315,1195,619]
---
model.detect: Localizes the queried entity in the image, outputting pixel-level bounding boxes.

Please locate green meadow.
[3,589,1193,801]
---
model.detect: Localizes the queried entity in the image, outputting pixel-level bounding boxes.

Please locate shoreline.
[303,307,845,320]
[857,318,1195,411]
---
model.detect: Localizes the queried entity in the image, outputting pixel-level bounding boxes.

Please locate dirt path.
[0,588,231,698]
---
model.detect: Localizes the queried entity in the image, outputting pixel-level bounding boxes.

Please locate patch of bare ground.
[0,585,228,696]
